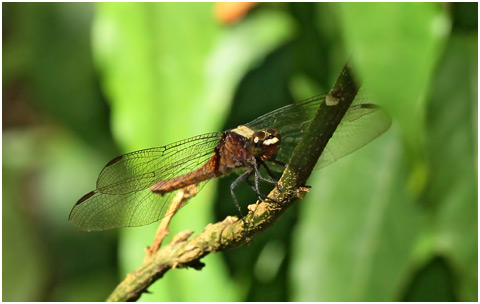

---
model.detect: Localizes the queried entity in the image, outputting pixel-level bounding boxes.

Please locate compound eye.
[250,132,267,156]
[264,130,280,144]
[252,132,266,146]
[252,136,263,148]
[266,129,279,138]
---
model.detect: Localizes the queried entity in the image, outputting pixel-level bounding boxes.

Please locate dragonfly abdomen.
[150,155,219,195]
[149,130,253,195]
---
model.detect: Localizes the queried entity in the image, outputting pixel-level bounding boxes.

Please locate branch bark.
[106,61,359,302]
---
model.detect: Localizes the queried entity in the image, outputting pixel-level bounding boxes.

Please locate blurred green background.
[2,2,477,302]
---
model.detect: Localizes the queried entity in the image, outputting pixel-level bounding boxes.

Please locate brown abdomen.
[150,155,218,195]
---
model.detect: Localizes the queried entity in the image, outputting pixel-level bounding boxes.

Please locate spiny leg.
[267,159,311,192]
[271,159,286,168]
[245,178,280,204]
[230,169,254,229]
[258,158,285,192]
[252,158,277,185]
[248,159,281,204]
[245,169,265,200]
[257,159,280,182]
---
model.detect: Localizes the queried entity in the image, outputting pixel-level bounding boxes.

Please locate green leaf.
[291,131,422,301]
[339,3,450,152]
[426,34,478,301]
[92,3,232,301]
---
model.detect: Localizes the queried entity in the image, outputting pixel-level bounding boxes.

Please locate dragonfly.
[69,92,391,231]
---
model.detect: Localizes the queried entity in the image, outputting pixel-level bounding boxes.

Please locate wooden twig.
[143,184,199,262]
[106,61,359,302]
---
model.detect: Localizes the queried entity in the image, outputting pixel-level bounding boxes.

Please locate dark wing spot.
[69,191,96,221]
[75,191,96,206]
[106,155,123,167]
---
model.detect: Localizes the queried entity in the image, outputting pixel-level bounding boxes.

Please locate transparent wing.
[245,92,391,170]
[69,132,222,230]
[316,103,391,169]
[69,181,210,231]
[95,133,222,194]
[245,94,325,133]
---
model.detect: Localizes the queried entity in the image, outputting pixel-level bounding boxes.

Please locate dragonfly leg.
[231,169,254,228]
[271,159,286,168]
[248,160,281,204]
[253,158,277,184]
[258,159,285,192]
[245,177,264,201]
[246,178,281,204]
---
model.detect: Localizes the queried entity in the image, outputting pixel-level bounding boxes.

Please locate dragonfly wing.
[70,132,222,230]
[274,103,391,169]
[245,94,325,132]
[245,92,391,170]
[69,181,210,231]
[316,103,391,169]
[96,132,222,194]
[245,95,324,172]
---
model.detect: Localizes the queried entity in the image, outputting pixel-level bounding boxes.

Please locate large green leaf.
[426,34,478,301]
[92,3,230,301]
[339,3,450,152]
[291,130,422,301]
[290,4,476,301]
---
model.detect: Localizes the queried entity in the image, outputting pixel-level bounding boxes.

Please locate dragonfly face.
[249,129,280,161]
[228,125,281,160]
[69,92,391,231]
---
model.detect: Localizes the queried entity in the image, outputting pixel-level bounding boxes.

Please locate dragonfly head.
[249,129,280,161]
